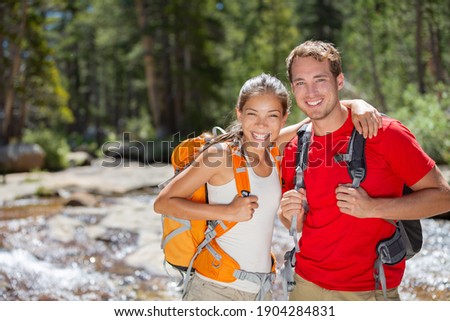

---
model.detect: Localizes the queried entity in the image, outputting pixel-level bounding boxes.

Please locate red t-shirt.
[282,111,435,291]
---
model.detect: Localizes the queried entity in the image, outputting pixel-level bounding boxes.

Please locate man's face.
[290,56,344,121]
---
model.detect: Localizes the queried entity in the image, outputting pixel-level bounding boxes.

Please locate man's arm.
[336,165,450,220]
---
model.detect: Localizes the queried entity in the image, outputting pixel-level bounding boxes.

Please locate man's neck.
[312,104,348,136]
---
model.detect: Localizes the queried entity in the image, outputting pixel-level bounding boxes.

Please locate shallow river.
[0,193,449,301]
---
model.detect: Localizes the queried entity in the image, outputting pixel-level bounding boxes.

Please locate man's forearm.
[371,187,450,220]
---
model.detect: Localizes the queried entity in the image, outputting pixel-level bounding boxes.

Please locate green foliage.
[217,1,299,86]
[294,0,343,44]
[0,0,73,144]
[24,4,73,126]
[391,84,450,164]
[123,113,156,141]
[2,0,449,165]
[27,62,73,128]
[23,128,70,171]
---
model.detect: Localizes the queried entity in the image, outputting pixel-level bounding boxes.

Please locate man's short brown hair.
[286,40,342,82]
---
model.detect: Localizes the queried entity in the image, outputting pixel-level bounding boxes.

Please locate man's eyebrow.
[292,73,330,82]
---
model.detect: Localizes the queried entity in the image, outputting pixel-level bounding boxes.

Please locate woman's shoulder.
[196,141,232,169]
[203,141,232,156]
[199,141,235,184]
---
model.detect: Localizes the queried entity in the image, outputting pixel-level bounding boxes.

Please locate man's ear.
[290,83,295,93]
[282,112,288,127]
[337,73,345,91]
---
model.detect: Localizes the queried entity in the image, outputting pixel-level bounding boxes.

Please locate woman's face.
[237,93,287,149]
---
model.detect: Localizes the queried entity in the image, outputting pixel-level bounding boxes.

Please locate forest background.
[1,0,449,172]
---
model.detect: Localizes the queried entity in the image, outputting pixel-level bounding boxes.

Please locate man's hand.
[279,189,307,230]
[335,184,377,218]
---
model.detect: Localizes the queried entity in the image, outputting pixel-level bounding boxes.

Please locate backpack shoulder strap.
[334,128,366,188]
[294,123,312,190]
[230,144,251,197]
[348,129,366,188]
[207,144,250,238]
[288,123,312,254]
[281,123,312,299]
[269,144,282,184]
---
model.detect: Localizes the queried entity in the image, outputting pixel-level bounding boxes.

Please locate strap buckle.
[351,168,366,188]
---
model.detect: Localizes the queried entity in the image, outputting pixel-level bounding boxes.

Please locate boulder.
[63,191,99,207]
[67,151,92,167]
[0,143,45,173]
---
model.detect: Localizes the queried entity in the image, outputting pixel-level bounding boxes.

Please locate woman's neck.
[244,145,273,177]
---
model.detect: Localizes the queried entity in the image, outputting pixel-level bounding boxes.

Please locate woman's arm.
[277,99,382,150]
[153,143,257,222]
[341,99,382,139]
[277,118,310,153]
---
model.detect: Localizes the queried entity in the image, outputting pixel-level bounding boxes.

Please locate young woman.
[153,73,381,301]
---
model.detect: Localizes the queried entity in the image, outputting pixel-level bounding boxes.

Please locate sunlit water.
[0,194,449,301]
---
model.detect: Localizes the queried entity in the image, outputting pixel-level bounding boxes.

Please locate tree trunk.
[67,49,83,135]
[365,9,386,113]
[1,0,27,144]
[135,0,164,137]
[426,7,446,84]
[161,15,178,133]
[17,100,28,139]
[271,0,281,75]
[0,7,5,131]
[415,0,426,94]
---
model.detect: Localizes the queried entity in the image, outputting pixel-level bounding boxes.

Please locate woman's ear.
[236,107,242,122]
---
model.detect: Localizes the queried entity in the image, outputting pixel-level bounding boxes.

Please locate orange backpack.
[158,127,281,296]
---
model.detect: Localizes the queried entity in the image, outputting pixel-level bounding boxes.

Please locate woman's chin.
[243,140,270,150]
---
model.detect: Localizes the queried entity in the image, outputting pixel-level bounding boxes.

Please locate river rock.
[63,192,99,207]
[67,151,92,167]
[0,159,173,203]
[0,143,45,173]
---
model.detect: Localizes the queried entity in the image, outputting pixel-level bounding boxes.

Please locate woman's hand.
[226,194,259,222]
[342,99,383,139]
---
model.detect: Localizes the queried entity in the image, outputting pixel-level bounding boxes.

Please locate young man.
[279,40,450,301]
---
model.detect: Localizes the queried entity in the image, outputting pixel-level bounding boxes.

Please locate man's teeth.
[307,100,321,106]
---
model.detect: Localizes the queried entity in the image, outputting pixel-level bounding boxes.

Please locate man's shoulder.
[381,115,404,128]
[368,115,413,143]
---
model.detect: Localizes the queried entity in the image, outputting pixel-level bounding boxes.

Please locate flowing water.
[0,193,449,301]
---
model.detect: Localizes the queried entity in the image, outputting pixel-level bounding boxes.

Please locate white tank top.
[197,158,281,293]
